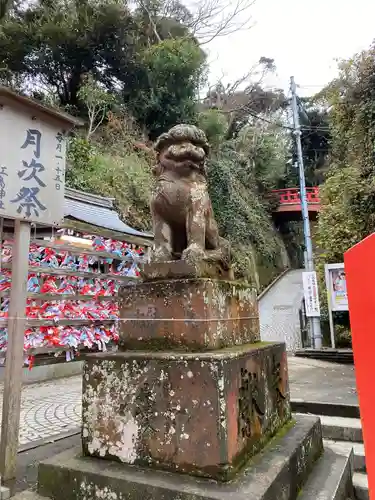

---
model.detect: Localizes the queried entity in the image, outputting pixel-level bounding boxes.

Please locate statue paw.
[152,246,173,262]
[182,244,206,264]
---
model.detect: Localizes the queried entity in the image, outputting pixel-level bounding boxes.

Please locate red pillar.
[345,232,375,499]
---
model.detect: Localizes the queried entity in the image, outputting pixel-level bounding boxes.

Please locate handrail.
[271,187,320,205]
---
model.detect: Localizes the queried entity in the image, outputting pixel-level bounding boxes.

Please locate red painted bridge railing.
[271,187,320,205]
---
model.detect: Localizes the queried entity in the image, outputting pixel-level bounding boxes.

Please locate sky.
[205,0,375,96]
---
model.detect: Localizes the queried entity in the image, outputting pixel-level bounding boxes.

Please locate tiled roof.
[64,188,153,240]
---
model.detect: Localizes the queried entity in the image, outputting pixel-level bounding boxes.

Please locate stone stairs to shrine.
[292,402,368,500]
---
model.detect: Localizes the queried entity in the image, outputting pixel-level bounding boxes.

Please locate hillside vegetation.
[0,0,300,289]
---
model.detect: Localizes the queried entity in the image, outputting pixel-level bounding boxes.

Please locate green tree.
[317,44,375,259]
[125,38,205,139]
[299,102,331,186]
[314,43,375,342]
[206,122,289,285]
[0,0,12,20]
[0,0,142,107]
[201,59,288,141]
[77,74,115,140]
[0,0,207,138]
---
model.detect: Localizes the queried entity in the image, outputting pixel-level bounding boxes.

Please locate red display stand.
[345,233,375,499]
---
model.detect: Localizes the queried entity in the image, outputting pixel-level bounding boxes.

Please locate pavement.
[12,434,80,495]
[0,377,81,450]
[287,355,358,406]
[259,269,304,351]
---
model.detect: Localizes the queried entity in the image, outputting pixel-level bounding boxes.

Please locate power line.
[246,110,292,130]
[294,125,331,133]
[297,84,328,89]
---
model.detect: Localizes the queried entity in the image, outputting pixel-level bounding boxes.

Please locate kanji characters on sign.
[12,128,47,219]
[54,132,65,191]
[0,93,77,225]
[302,271,321,317]
[0,166,8,210]
[21,129,42,158]
[10,186,46,218]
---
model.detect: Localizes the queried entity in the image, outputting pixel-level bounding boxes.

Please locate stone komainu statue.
[150,124,231,276]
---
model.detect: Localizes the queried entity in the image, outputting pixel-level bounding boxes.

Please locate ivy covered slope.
[0,0,295,290]
[311,43,375,343]
[317,44,375,261]
[203,110,291,287]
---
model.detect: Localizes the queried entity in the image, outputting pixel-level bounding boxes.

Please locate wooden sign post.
[345,233,375,499]
[0,219,30,480]
[0,86,81,482]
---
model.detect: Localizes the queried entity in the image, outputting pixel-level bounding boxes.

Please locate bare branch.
[200,60,289,139]
[78,75,115,141]
[201,58,274,112]
[187,0,255,45]
[136,0,162,42]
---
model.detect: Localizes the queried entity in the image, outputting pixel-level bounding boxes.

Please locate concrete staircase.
[293,408,368,499]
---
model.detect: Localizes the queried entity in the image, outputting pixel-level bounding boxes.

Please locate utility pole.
[290,76,322,349]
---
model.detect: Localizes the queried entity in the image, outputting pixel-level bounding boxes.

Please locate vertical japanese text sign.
[0,87,82,482]
[0,88,82,224]
[345,233,375,500]
[302,271,320,317]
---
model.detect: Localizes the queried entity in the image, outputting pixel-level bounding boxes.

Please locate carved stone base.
[119,278,260,351]
[141,260,234,281]
[82,343,290,481]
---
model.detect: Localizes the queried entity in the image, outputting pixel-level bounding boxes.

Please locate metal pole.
[290,76,322,348]
[325,264,336,349]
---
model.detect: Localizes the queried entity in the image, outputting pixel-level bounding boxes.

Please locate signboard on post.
[0,86,82,482]
[324,263,348,349]
[0,92,73,225]
[302,271,320,317]
[325,263,348,312]
[345,233,375,499]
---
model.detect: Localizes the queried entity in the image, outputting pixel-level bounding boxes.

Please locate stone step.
[12,460,360,500]
[320,415,363,443]
[353,472,369,500]
[291,400,360,419]
[37,415,325,500]
[324,439,365,472]
[294,411,367,499]
[299,448,354,500]
[294,348,354,365]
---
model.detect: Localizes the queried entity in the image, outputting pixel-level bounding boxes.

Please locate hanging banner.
[302,271,320,317]
[325,263,348,312]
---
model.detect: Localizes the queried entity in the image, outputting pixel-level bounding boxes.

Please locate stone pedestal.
[38,415,330,500]
[79,273,293,483]
[82,344,290,481]
[30,271,355,499]
[119,278,259,351]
